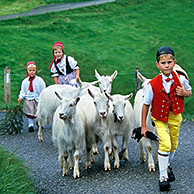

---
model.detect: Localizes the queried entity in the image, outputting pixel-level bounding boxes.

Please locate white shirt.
[50,55,79,77]
[19,75,46,102]
[143,73,192,105]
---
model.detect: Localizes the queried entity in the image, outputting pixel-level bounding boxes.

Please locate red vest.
[150,71,184,122]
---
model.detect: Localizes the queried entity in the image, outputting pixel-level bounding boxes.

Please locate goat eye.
[69,104,73,107]
[110,81,112,84]
[94,101,97,105]
[99,81,101,84]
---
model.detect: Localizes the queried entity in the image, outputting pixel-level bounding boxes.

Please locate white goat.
[95,69,117,93]
[78,89,112,171]
[79,69,118,155]
[80,69,117,96]
[133,72,159,171]
[105,93,134,169]
[37,79,98,142]
[52,92,86,178]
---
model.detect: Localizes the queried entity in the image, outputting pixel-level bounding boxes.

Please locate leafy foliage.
[0,105,24,135]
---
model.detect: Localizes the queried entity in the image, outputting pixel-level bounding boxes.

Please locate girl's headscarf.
[48,42,64,69]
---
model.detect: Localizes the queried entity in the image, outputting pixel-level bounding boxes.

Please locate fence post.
[4,67,10,104]
[135,67,141,93]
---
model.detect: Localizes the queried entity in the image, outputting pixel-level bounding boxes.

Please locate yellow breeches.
[152,112,182,153]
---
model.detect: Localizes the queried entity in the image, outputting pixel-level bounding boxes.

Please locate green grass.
[0,0,193,119]
[0,0,93,16]
[0,146,35,194]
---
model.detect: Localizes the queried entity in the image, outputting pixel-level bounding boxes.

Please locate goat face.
[55,91,80,120]
[98,75,112,94]
[59,98,77,120]
[88,89,109,118]
[95,69,117,94]
[112,96,126,122]
[105,93,133,122]
[94,94,109,118]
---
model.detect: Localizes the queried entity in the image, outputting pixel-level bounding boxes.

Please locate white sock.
[28,118,34,128]
[168,150,176,166]
[158,150,169,180]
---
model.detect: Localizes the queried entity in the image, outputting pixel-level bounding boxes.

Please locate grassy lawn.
[0,146,35,194]
[0,0,93,16]
[0,0,193,119]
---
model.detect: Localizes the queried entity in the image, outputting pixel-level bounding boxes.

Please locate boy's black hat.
[156,46,175,60]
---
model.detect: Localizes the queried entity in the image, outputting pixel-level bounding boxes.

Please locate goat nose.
[119,116,123,120]
[59,113,65,119]
[100,112,106,117]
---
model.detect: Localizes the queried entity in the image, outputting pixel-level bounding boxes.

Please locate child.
[141,46,192,191]
[48,41,80,86]
[18,62,46,132]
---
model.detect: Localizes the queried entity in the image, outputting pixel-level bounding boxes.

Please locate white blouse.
[50,55,79,77]
[19,75,46,102]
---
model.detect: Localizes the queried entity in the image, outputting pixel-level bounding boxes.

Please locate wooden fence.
[2,67,141,104]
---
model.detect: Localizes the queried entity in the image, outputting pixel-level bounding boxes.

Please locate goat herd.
[36,70,158,178]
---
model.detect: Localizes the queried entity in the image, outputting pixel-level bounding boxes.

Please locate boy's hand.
[176,86,186,96]
[141,126,150,138]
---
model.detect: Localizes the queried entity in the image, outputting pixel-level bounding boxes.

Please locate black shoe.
[28,126,34,132]
[159,177,171,191]
[168,166,175,182]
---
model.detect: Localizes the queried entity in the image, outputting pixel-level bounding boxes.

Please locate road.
[0,113,193,194]
[0,0,115,21]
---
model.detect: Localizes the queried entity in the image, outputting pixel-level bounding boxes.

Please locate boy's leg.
[168,112,182,154]
[167,112,182,181]
[152,117,171,191]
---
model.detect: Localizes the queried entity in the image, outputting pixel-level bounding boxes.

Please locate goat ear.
[111,70,118,80]
[137,72,147,83]
[105,92,113,101]
[124,93,133,101]
[55,91,63,100]
[95,69,101,80]
[75,97,80,105]
[90,80,99,86]
[88,89,94,98]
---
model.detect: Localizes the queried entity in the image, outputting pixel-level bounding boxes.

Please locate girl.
[48,41,80,86]
[18,62,46,132]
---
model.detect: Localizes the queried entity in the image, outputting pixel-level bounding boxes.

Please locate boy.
[48,41,80,86]
[18,62,46,132]
[141,46,192,191]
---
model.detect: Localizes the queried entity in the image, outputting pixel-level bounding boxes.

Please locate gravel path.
[0,0,115,21]
[0,113,194,194]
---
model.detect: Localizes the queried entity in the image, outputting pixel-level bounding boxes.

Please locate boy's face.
[54,48,63,60]
[156,54,176,76]
[27,66,36,78]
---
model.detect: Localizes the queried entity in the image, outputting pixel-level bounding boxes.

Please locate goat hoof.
[149,167,155,172]
[62,171,68,176]
[85,165,91,169]
[93,151,99,155]
[38,138,43,142]
[104,167,111,171]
